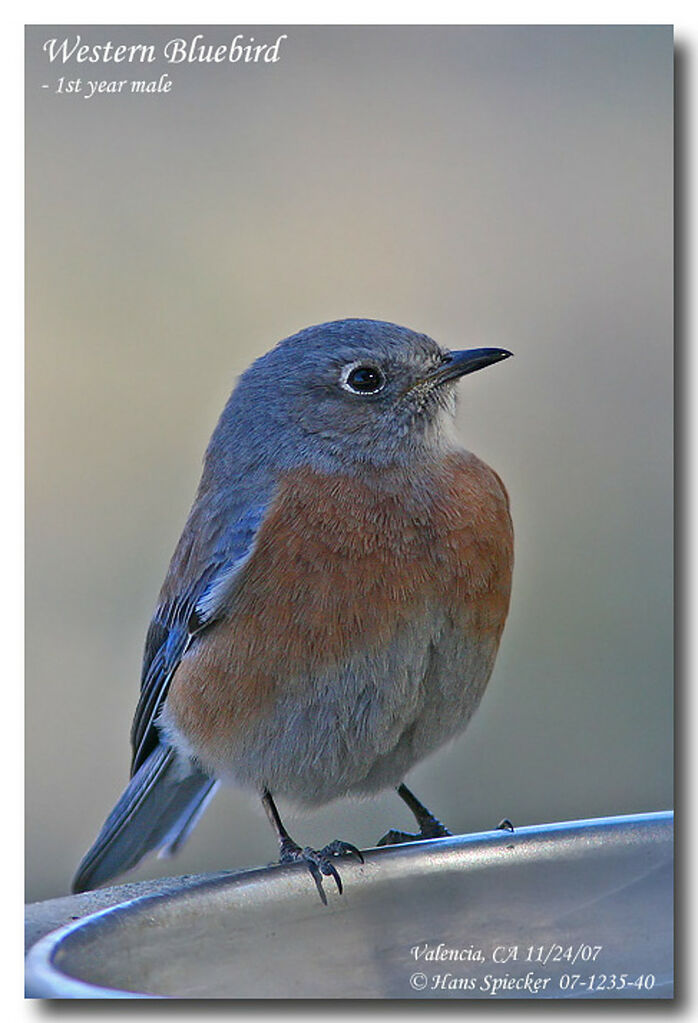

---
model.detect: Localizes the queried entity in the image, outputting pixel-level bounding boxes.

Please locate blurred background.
[25,25,673,903]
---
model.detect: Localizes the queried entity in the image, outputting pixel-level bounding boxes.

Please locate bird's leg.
[377,784,515,846]
[377,783,452,846]
[261,789,363,906]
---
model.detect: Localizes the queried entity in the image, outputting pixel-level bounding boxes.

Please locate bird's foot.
[376,819,452,847]
[278,837,364,905]
[378,818,513,846]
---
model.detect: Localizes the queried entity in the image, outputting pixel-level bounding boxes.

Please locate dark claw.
[278,837,363,905]
[304,855,328,906]
[320,858,343,895]
[347,843,365,864]
[321,839,365,864]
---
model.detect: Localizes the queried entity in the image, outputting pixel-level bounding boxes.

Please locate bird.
[72,318,514,904]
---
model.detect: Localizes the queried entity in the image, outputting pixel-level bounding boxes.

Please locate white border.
[11,5,690,1018]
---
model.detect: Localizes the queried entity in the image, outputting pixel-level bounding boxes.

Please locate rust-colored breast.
[166,452,513,755]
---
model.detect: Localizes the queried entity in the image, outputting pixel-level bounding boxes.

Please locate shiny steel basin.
[26,812,673,999]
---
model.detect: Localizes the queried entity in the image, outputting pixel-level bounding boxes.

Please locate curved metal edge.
[25,810,674,1000]
[26,894,165,999]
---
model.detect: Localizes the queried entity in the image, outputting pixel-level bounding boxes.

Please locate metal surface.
[26,812,673,999]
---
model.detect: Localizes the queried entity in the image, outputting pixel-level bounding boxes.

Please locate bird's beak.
[426,348,513,387]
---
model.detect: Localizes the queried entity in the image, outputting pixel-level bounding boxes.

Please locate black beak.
[426,347,513,387]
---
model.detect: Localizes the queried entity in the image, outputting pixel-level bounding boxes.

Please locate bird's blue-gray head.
[208,319,511,478]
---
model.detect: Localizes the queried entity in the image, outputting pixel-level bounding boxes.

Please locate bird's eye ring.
[340,363,385,395]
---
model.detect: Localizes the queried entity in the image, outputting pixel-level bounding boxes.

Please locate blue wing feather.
[129,503,268,775]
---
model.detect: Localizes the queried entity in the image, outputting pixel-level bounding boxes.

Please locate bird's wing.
[130,502,268,775]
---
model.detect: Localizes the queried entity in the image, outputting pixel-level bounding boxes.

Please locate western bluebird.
[72,318,513,903]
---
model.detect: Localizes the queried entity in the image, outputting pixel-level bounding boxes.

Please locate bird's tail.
[71,744,218,893]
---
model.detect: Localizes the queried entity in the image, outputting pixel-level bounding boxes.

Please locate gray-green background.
[26,25,673,902]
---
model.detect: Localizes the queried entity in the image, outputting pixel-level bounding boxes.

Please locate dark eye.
[342,363,385,394]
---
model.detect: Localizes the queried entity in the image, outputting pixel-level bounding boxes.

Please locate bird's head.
[214,318,511,475]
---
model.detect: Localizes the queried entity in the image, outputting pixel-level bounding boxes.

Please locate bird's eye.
[341,363,385,395]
